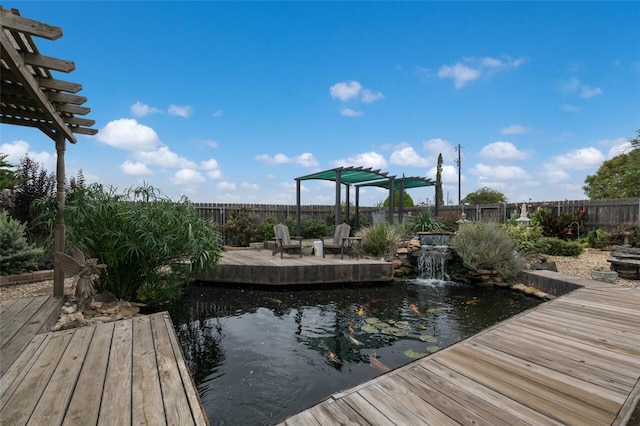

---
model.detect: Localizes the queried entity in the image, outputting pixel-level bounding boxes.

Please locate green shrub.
[301,217,331,239]
[409,210,442,233]
[0,210,44,275]
[37,183,221,303]
[224,208,259,246]
[356,222,407,260]
[502,224,544,253]
[606,222,640,248]
[534,237,583,256]
[531,206,575,239]
[450,222,525,282]
[586,229,609,249]
[257,217,278,241]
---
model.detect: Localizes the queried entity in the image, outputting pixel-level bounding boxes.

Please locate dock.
[0,306,208,425]
[278,273,640,425]
[0,295,64,377]
[198,248,394,285]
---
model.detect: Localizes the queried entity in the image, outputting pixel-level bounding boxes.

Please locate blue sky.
[2,1,639,206]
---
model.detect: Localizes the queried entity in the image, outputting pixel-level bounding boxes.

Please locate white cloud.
[340,107,363,117]
[438,55,526,88]
[168,105,192,117]
[422,137,456,160]
[361,89,384,103]
[97,119,161,151]
[542,163,571,183]
[201,158,222,178]
[217,181,236,191]
[551,147,605,170]
[172,168,205,185]
[390,145,430,167]
[130,101,161,117]
[580,85,603,99]
[332,151,388,170]
[607,139,633,157]
[470,163,528,180]
[426,164,458,184]
[330,81,362,101]
[501,125,528,135]
[478,141,530,161]
[241,182,260,191]
[437,63,480,88]
[0,140,55,169]
[135,147,197,168]
[255,152,319,167]
[560,77,603,99]
[121,161,152,175]
[330,81,384,105]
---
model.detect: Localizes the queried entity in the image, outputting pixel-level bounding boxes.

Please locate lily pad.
[416,323,427,330]
[361,324,378,333]
[365,317,379,324]
[427,345,441,353]
[404,349,429,359]
[395,321,410,329]
[419,334,437,343]
[374,321,390,329]
[381,327,406,337]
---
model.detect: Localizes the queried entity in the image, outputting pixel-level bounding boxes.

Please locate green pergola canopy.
[297,166,389,185]
[357,176,435,190]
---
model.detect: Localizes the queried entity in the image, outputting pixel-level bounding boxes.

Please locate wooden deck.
[279,277,640,425]
[0,310,209,425]
[0,295,64,377]
[198,248,394,285]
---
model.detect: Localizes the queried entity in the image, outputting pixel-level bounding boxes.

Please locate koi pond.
[152,279,542,425]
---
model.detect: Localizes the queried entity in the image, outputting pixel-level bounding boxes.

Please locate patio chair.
[322,223,351,259]
[273,223,303,259]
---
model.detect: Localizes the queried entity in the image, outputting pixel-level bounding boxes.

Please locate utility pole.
[454,144,462,204]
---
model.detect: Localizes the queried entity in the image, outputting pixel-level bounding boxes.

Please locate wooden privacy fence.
[194,198,640,236]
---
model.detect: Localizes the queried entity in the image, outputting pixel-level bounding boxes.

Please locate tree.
[382,190,414,207]
[0,154,20,191]
[435,153,444,215]
[583,148,640,198]
[629,128,639,149]
[461,187,507,204]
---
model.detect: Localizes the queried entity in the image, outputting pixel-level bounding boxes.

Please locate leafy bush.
[450,222,525,281]
[531,206,575,239]
[257,217,278,241]
[534,237,583,256]
[300,217,330,239]
[37,183,221,303]
[502,224,544,253]
[606,222,640,248]
[585,229,609,249]
[0,210,44,275]
[409,210,442,233]
[224,208,259,246]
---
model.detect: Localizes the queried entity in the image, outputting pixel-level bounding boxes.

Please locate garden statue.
[55,248,106,310]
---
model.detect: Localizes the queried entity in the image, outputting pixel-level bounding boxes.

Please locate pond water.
[153,279,542,425]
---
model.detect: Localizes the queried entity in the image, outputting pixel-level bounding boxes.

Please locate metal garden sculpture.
[55,248,106,310]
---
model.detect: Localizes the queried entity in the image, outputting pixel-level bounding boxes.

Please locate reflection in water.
[156,280,542,425]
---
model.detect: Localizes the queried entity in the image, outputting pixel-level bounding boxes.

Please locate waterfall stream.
[416,233,452,281]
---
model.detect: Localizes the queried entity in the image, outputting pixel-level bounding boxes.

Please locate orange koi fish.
[326,349,339,363]
[369,355,391,373]
[357,307,364,316]
[409,303,420,315]
[348,325,355,334]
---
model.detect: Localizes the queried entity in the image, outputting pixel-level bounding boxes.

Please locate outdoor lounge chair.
[273,223,303,259]
[322,223,351,259]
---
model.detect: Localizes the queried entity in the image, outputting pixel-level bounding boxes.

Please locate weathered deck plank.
[0,311,209,426]
[279,278,640,425]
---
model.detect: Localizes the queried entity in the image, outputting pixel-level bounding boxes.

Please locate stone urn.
[591,269,618,284]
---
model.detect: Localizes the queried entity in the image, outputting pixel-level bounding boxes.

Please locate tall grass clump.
[36,183,221,303]
[409,210,442,233]
[356,222,407,260]
[451,222,525,282]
